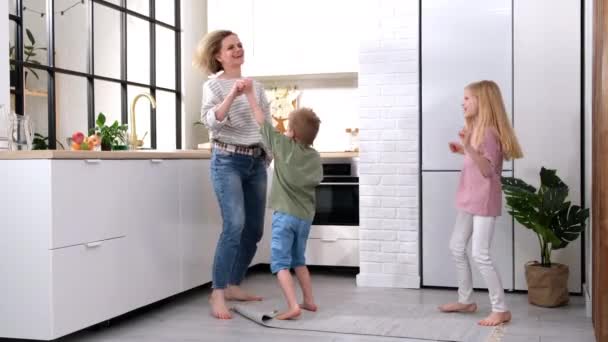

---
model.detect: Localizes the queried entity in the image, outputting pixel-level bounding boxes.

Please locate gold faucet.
[129,93,157,149]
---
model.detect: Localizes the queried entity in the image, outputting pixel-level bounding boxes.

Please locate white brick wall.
[356,0,420,288]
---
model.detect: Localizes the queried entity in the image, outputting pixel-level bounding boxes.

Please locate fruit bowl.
[70,131,101,151]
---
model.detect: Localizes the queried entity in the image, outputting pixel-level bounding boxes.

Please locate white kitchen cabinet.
[51,160,135,248]
[179,159,220,290]
[208,0,359,77]
[513,0,582,292]
[307,226,359,267]
[250,0,359,76]
[421,0,512,171]
[52,237,130,338]
[0,157,230,340]
[422,171,514,289]
[125,160,181,308]
[207,0,257,75]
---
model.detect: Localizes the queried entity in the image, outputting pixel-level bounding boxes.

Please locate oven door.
[312,176,359,226]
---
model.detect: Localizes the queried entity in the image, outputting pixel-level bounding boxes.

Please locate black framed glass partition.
[8,0,182,149]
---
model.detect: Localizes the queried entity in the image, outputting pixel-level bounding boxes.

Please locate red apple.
[72,131,85,145]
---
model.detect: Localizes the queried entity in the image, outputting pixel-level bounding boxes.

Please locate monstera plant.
[502,167,589,307]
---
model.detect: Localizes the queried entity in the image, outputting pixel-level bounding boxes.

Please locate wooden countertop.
[0,150,213,160]
[0,150,359,160]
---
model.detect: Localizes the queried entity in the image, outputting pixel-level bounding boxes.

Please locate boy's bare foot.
[300,302,318,312]
[209,291,232,320]
[478,311,511,326]
[438,302,478,313]
[275,306,302,320]
[225,285,263,301]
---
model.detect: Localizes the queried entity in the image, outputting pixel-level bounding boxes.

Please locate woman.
[193,30,271,320]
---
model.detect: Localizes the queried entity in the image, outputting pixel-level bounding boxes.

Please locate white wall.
[180,0,207,150]
[357,0,420,288]
[1,2,8,109]
[513,0,582,292]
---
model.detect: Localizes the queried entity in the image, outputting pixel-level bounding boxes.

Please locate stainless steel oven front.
[312,162,359,226]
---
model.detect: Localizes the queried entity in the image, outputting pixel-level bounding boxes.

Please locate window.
[8,0,182,149]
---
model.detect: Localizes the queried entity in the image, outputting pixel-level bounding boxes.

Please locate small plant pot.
[112,145,128,151]
[525,261,569,307]
[100,142,112,151]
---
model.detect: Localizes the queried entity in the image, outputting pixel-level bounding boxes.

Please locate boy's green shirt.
[260,121,323,221]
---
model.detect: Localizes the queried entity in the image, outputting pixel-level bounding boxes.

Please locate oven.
[312,162,359,226]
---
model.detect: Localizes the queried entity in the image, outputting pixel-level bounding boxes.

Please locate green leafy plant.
[9,28,48,81]
[89,113,128,150]
[32,133,66,150]
[501,167,589,267]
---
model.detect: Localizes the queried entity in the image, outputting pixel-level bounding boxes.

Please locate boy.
[246,83,323,320]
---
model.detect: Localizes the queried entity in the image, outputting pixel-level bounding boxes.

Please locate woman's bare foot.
[438,302,478,313]
[478,311,511,326]
[225,285,263,301]
[300,302,318,312]
[275,306,301,320]
[209,290,232,320]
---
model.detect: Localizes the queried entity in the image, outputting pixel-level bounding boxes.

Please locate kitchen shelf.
[252,72,358,83]
[10,87,48,97]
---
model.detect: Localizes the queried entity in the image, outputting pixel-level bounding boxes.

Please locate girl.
[193,30,272,320]
[439,80,523,326]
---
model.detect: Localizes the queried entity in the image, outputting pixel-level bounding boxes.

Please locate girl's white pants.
[449,211,508,312]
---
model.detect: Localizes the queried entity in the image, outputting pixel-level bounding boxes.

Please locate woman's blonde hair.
[192,30,235,74]
[466,80,523,160]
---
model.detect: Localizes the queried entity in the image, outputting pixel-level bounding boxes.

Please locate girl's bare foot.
[275,306,301,320]
[300,302,318,312]
[209,291,232,320]
[478,311,511,326]
[225,285,263,301]
[438,302,478,313]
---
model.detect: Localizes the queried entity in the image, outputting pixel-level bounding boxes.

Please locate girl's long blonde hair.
[466,80,523,160]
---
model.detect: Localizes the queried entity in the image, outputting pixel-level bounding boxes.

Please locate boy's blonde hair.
[192,30,235,74]
[466,80,523,160]
[288,108,321,146]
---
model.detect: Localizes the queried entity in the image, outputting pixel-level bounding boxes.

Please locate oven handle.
[319,182,359,186]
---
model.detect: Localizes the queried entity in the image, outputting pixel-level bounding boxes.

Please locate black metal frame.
[9,0,182,149]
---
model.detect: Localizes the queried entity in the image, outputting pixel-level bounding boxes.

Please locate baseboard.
[356,273,420,288]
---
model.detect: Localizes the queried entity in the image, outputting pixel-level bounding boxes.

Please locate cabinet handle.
[85,241,103,248]
[84,159,102,164]
[150,159,164,164]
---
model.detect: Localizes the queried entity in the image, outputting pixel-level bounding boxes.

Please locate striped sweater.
[200,78,272,151]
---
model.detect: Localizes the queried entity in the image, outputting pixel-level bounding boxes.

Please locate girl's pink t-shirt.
[455,128,503,217]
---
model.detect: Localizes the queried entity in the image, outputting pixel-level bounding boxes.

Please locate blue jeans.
[210,149,267,289]
[270,211,312,274]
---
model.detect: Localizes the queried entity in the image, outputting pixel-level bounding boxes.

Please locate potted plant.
[9,28,47,88]
[502,167,589,307]
[89,113,128,151]
[32,133,66,150]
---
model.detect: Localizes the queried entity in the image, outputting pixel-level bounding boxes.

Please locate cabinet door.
[422,0,512,171]
[179,160,220,290]
[125,160,180,307]
[250,0,358,76]
[513,0,581,292]
[207,0,255,73]
[52,237,128,338]
[422,171,513,289]
[51,160,135,248]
